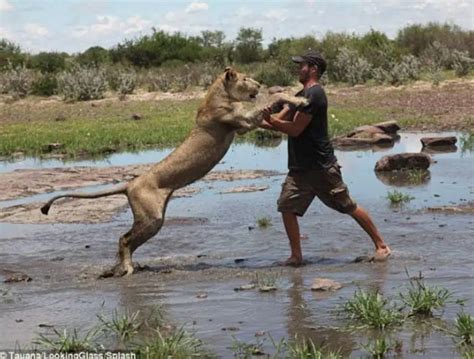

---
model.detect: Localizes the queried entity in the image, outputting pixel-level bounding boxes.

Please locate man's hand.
[261,106,272,123]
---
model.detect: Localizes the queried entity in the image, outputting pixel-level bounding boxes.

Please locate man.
[261,52,391,266]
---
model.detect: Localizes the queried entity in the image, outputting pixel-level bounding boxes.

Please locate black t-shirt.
[287,84,336,170]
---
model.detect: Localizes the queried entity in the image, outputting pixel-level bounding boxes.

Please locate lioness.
[41,67,307,277]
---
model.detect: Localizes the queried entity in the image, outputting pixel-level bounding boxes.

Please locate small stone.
[38,323,54,328]
[196,292,208,299]
[311,278,342,291]
[255,331,266,337]
[248,226,255,231]
[221,327,240,331]
[4,272,32,283]
[131,113,142,120]
[234,258,246,264]
[15,319,23,323]
[85,245,90,249]
[434,194,440,197]
[259,286,277,292]
[234,284,256,291]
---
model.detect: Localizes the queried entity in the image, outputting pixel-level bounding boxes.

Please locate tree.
[234,27,263,64]
[76,46,110,67]
[28,52,66,73]
[0,38,25,70]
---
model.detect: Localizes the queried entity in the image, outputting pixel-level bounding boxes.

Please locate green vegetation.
[386,190,415,205]
[460,132,474,153]
[400,276,452,316]
[34,327,101,353]
[256,216,272,229]
[0,99,198,157]
[454,312,474,347]
[407,169,429,185]
[254,271,279,292]
[344,290,404,329]
[361,337,400,359]
[285,339,342,359]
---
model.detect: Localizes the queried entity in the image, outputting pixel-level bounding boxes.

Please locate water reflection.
[375,169,431,187]
[285,270,355,355]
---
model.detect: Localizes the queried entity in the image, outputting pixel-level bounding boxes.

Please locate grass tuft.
[256,216,272,228]
[344,290,404,330]
[386,190,414,205]
[454,312,474,347]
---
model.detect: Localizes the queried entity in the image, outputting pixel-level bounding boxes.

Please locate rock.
[351,125,386,135]
[196,292,208,299]
[234,284,256,291]
[421,136,457,147]
[131,113,142,120]
[4,272,32,283]
[42,143,64,153]
[221,327,240,331]
[54,115,66,122]
[333,133,395,148]
[354,256,374,263]
[375,169,431,187]
[374,153,432,172]
[311,278,342,291]
[259,285,277,292]
[372,120,401,134]
[268,86,285,95]
[234,258,246,264]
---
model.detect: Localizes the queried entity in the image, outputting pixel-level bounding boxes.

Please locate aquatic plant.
[97,309,142,344]
[257,216,272,228]
[361,337,398,359]
[460,133,474,153]
[400,276,452,316]
[34,327,101,353]
[344,290,404,329]
[285,338,343,359]
[407,169,429,185]
[453,312,474,346]
[254,271,280,292]
[230,336,266,358]
[386,190,414,205]
[134,326,210,359]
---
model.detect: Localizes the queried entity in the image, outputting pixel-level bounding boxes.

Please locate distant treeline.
[0,22,472,100]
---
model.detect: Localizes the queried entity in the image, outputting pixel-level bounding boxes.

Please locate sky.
[0,0,473,54]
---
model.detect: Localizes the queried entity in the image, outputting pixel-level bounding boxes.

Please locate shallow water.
[0,132,473,357]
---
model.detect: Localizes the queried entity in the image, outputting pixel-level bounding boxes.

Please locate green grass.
[400,277,452,316]
[256,216,272,228]
[344,290,404,330]
[407,169,429,185]
[254,271,280,292]
[460,132,474,153]
[34,327,101,353]
[386,190,414,205]
[0,99,199,157]
[454,312,474,346]
[361,337,400,359]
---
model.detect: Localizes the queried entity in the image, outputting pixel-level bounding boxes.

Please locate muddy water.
[0,132,473,357]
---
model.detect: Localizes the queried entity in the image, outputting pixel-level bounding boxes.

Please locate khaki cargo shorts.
[277,162,357,216]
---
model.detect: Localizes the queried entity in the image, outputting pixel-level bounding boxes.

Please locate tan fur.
[41,68,307,277]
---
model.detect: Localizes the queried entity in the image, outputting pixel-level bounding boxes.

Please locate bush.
[253,62,294,86]
[452,50,473,77]
[108,68,137,95]
[332,47,372,85]
[0,64,35,98]
[422,41,452,69]
[372,55,421,86]
[57,64,107,101]
[31,73,58,96]
[28,52,66,73]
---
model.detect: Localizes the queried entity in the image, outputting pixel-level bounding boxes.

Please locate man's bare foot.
[374,246,392,261]
[284,256,304,267]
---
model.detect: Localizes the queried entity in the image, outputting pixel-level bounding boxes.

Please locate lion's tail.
[40,183,128,215]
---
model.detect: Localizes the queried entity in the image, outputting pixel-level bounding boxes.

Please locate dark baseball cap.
[291,52,327,75]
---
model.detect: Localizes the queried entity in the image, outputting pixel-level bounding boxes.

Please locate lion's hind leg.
[103,187,173,277]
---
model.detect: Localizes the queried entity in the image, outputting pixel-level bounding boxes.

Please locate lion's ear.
[224,67,237,82]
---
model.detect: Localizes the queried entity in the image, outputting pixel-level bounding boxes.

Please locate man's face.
[297,62,313,84]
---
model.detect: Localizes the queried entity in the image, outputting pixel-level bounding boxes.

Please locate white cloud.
[24,23,49,38]
[185,1,208,13]
[0,26,13,39]
[0,0,13,12]
[71,15,151,38]
[263,9,288,22]
[165,11,176,21]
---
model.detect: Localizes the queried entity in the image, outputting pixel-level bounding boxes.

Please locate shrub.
[57,64,107,101]
[332,47,372,85]
[108,68,137,95]
[253,62,294,86]
[28,52,66,73]
[373,55,421,86]
[31,73,58,96]
[145,70,173,92]
[452,50,473,77]
[0,64,35,98]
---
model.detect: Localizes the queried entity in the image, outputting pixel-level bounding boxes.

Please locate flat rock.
[333,133,395,148]
[219,185,269,194]
[421,136,457,147]
[375,153,432,172]
[311,278,342,291]
[372,120,401,134]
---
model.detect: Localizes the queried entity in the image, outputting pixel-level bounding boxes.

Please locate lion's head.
[221,67,261,102]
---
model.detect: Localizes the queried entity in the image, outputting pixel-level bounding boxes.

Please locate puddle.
[0,131,473,357]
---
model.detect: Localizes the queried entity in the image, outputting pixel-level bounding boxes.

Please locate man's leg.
[349,205,391,260]
[282,212,304,266]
